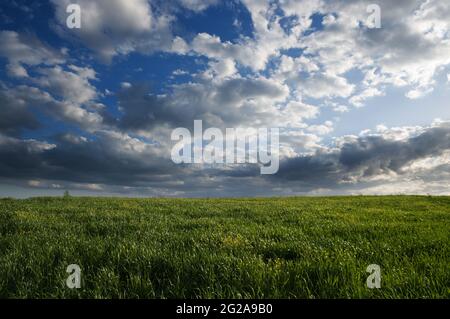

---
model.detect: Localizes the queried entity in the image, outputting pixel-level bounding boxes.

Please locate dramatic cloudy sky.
[1,0,450,197]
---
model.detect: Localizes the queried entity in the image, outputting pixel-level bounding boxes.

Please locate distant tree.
[64,190,71,198]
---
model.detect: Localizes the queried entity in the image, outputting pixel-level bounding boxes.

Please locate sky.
[0,0,450,198]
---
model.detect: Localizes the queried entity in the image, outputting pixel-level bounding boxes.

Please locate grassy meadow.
[0,196,449,299]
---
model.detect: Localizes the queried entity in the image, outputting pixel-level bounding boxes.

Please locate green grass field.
[0,196,449,299]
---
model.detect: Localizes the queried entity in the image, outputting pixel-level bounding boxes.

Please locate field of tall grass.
[0,196,449,298]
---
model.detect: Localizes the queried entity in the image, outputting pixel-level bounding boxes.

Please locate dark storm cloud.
[113,78,288,131]
[277,122,450,186]
[1,122,449,194]
[0,136,52,180]
[0,131,181,186]
[0,89,40,136]
[112,84,183,131]
[0,84,103,131]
